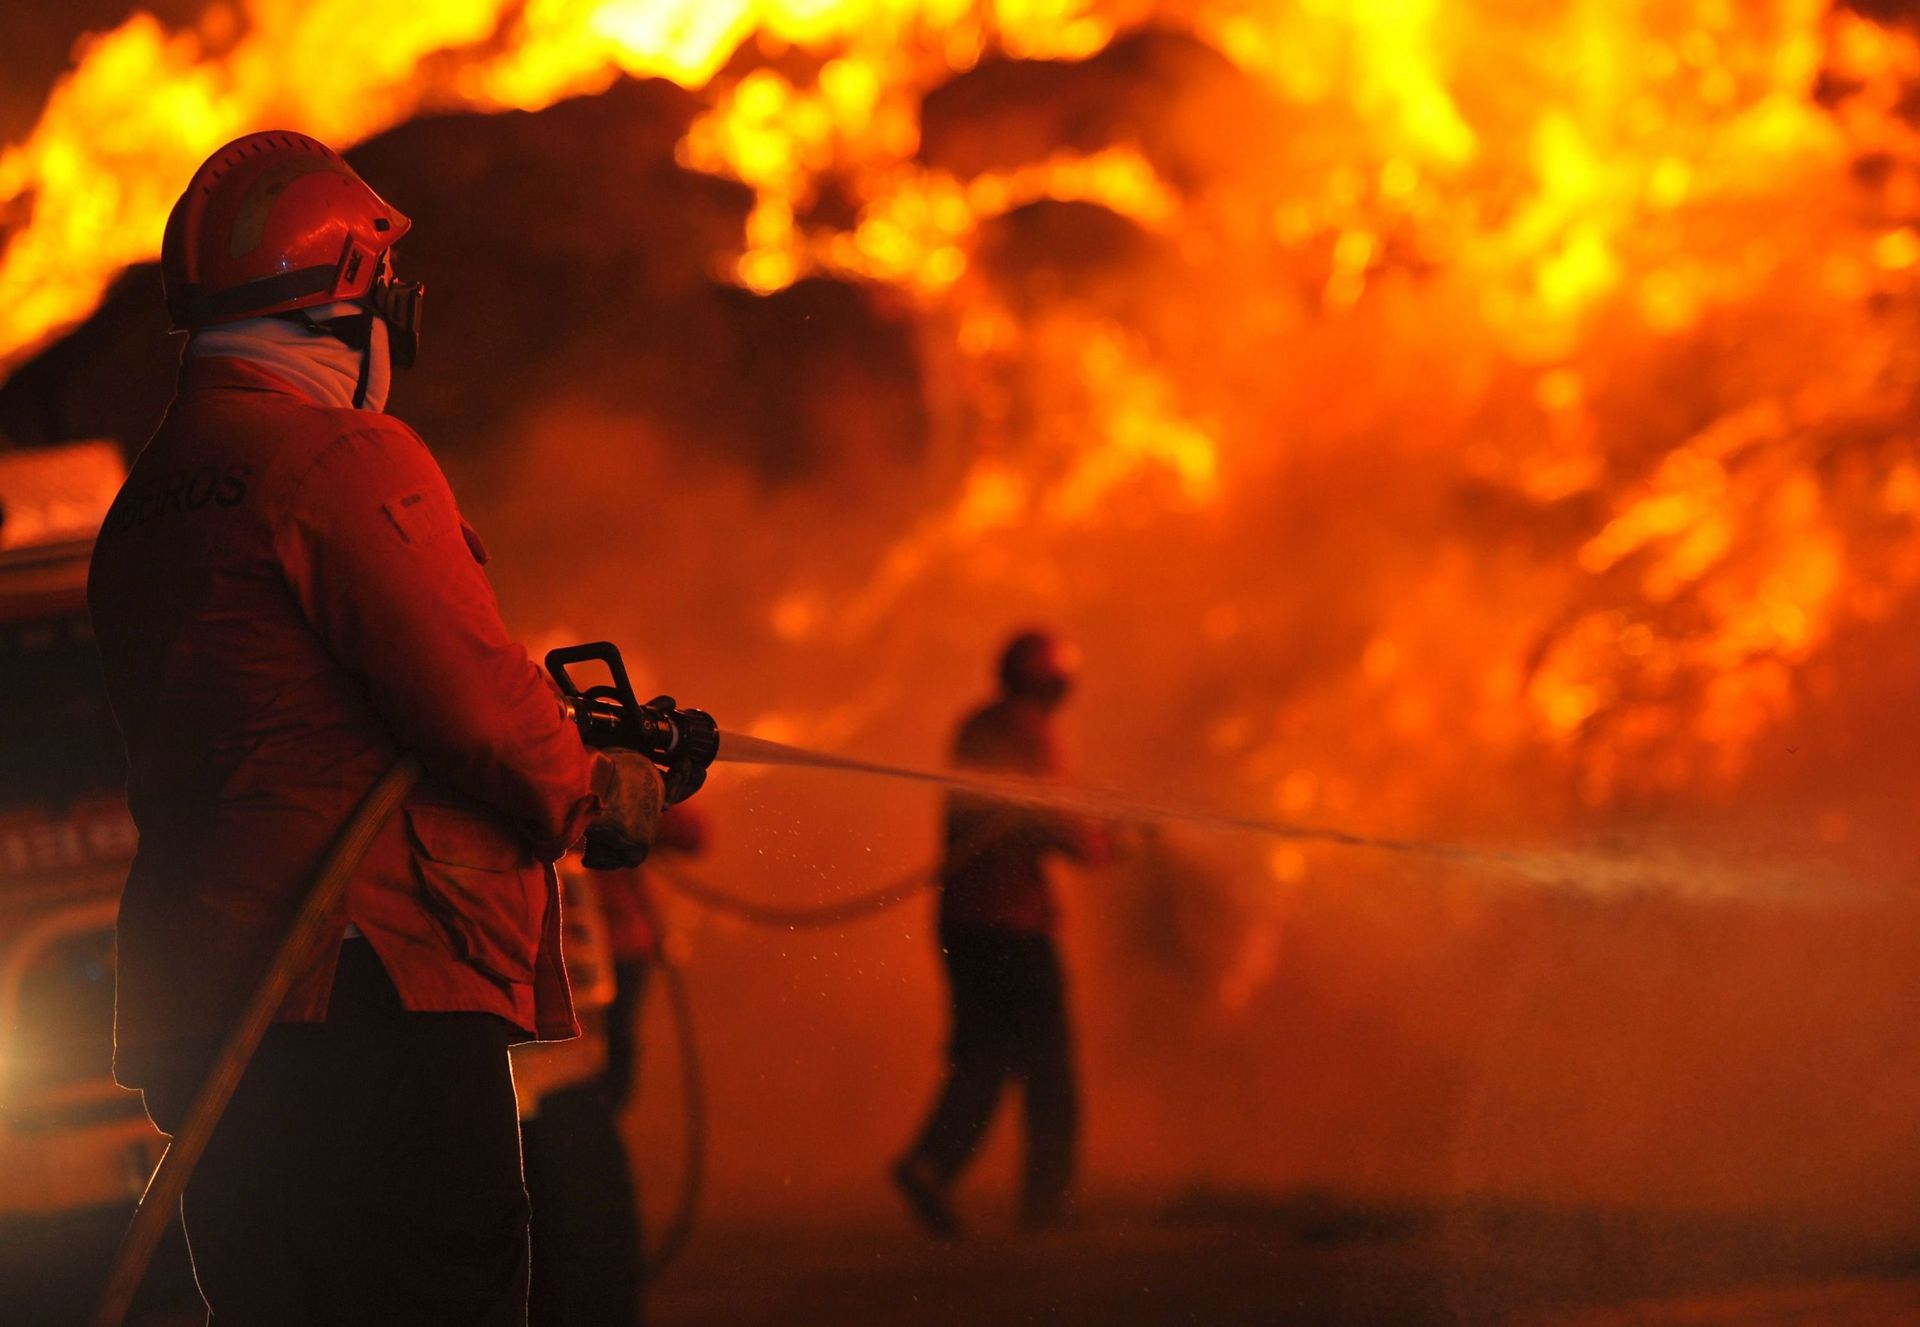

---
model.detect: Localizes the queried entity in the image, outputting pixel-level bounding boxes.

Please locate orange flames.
[0,0,1124,370]
[7,1,1920,842]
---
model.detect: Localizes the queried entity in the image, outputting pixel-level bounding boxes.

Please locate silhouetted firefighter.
[524,802,708,1327]
[87,131,667,1326]
[894,630,1101,1235]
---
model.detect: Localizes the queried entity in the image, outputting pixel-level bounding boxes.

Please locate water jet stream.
[720,730,1441,852]
[715,732,1837,903]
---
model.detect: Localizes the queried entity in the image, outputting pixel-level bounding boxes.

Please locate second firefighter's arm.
[955,716,1102,865]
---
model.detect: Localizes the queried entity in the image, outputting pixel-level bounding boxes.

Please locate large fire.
[8,3,1919,791]
[9,0,1920,1230]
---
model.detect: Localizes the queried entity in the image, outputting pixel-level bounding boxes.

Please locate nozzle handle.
[546,640,635,707]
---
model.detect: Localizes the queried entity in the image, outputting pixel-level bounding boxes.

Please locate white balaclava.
[188,299,392,413]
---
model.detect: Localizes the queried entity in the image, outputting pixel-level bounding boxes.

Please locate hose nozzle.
[546,642,719,804]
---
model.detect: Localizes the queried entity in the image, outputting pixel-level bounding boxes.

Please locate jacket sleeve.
[274,419,600,857]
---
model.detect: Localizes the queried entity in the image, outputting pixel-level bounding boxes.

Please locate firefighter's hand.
[585,751,665,869]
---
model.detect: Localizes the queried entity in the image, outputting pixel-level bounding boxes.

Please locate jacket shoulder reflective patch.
[460,520,489,565]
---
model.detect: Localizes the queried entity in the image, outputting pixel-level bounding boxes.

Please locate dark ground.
[635,1198,1920,1327]
[19,1190,1918,1326]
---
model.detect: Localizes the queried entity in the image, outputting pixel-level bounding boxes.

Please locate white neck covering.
[188,300,391,413]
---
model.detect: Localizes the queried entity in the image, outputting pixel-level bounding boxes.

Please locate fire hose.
[91,642,719,1323]
[638,947,704,1284]
[89,754,425,1327]
[95,842,963,1313]
[647,803,1043,932]
[652,859,937,929]
[89,639,1019,1310]
[79,759,751,1323]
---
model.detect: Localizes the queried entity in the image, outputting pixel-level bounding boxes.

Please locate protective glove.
[584,750,665,869]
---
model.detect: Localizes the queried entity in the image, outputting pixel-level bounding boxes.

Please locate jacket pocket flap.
[404,806,542,986]
[404,804,530,871]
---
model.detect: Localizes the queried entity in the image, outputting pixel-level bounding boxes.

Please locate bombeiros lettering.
[115,463,250,530]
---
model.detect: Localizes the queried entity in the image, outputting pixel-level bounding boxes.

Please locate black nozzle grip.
[545,641,636,706]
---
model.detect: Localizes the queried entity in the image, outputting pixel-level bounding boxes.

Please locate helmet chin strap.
[351,323,373,410]
[282,305,390,412]
[358,317,391,412]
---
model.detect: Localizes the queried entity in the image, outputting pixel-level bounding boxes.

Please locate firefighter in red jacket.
[893,630,1098,1236]
[86,131,662,1326]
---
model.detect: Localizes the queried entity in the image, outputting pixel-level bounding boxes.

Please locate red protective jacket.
[88,356,601,1088]
[939,696,1091,935]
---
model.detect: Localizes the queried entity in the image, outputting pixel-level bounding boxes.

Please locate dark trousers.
[523,958,649,1327]
[907,926,1078,1218]
[141,940,530,1327]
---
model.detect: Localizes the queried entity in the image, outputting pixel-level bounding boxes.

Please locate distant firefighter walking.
[894,631,1101,1237]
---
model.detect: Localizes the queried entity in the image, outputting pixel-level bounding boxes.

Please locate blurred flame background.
[8,0,1920,1246]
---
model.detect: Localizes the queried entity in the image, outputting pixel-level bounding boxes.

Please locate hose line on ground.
[650,861,937,929]
[640,952,705,1286]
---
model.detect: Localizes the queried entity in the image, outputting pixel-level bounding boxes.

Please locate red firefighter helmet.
[998,629,1078,704]
[161,130,410,331]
